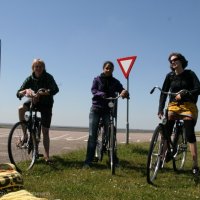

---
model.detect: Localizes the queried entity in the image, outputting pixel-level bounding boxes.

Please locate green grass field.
[21,142,200,200]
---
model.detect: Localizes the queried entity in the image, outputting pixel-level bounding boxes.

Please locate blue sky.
[0,0,200,130]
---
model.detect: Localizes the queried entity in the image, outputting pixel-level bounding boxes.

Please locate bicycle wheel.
[8,121,37,172]
[147,125,165,184]
[109,124,116,175]
[173,126,187,171]
[95,125,106,162]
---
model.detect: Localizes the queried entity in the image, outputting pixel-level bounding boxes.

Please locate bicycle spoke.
[173,126,187,171]
[147,125,164,184]
[95,124,105,162]
[8,122,36,172]
[109,124,116,175]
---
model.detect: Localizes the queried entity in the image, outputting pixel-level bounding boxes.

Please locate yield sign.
[117,56,137,78]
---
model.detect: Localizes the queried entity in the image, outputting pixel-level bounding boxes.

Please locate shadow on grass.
[35,154,110,171]
[129,144,149,155]
[34,144,200,187]
[35,145,150,174]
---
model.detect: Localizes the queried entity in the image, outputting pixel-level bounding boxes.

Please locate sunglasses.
[35,65,43,68]
[170,58,180,64]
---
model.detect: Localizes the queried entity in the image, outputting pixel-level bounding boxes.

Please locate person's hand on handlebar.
[175,93,182,101]
[120,90,129,99]
[175,89,191,101]
[18,89,35,97]
[18,88,50,103]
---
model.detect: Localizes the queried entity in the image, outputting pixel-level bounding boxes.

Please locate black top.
[158,69,200,113]
[17,71,59,107]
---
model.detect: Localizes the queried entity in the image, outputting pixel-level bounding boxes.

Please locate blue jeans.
[84,107,109,165]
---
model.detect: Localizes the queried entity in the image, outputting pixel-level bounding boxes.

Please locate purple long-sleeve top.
[91,73,125,111]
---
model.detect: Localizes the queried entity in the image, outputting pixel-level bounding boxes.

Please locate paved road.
[0,128,153,163]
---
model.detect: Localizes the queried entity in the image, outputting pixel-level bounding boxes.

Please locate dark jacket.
[158,69,200,113]
[91,73,125,111]
[17,71,59,107]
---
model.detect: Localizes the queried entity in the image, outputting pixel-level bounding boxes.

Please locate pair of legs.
[168,113,198,169]
[18,103,52,161]
[84,108,109,166]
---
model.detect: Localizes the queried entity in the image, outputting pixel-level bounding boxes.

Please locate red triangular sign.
[117,56,137,78]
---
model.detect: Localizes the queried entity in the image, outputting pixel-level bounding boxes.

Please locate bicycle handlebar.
[150,86,191,96]
[104,95,121,100]
[19,88,50,99]
[31,88,50,97]
[104,93,130,100]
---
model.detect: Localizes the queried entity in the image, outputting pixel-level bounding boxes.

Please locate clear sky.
[0,0,200,130]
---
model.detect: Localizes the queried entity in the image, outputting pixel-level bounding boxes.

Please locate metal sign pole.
[117,56,137,144]
[0,39,1,76]
[126,76,129,144]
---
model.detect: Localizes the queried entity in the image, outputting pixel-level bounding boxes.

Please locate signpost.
[0,39,1,75]
[117,56,137,144]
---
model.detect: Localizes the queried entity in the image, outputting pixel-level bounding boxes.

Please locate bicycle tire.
[8,121,37,172]
[146,125,165,184]
[172,126,187,171]
[95,125,105,162]
[109,124,116,175]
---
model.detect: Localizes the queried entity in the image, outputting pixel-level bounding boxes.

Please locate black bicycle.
[95,95,119,175]
[146,86,188,184]
[8,88,48,172]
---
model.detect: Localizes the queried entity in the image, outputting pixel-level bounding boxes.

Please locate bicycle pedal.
[36,153,44,159]
[38,153,44,157]
[93,157,99,162]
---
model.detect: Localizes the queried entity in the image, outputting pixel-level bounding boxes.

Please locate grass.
[20,142,200,200]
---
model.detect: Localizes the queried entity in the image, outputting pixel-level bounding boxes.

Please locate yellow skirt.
[167,102,198,120]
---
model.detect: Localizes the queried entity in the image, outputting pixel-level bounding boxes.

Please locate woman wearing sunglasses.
[158,52,200,175]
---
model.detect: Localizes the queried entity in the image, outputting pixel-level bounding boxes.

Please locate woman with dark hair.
[158,52,200,175]
[83,61,129,168]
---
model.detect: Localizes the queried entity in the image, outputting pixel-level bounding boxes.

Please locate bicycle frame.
[26,103,41,143]
[157,111,185,167]
[107,95,118,132]
[95,95,120,175]
[8,88,48,172]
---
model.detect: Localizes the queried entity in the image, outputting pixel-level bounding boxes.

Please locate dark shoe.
[115,157,120,168]
[83,163,91,169]
[192,167,199,176]
[45,159,54,165]
[165,152,172,163]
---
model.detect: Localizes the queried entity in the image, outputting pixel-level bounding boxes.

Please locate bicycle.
[8,88,49,172]
[146,86,188,184]
[94,95,119,175]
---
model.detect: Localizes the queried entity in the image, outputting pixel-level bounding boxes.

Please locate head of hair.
[102,61,114,70]
[168,52,188,70]
[31,58,46,71]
